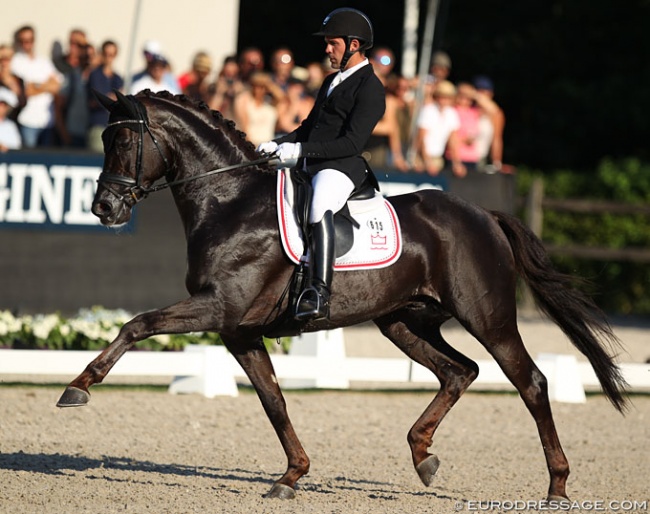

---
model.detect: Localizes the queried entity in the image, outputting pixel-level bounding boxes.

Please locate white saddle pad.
[276,169,402,271]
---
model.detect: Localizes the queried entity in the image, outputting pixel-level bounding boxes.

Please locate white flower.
[32,314,60,340]
[0,311,21,333]
[101,325,120,342]
[151,334,171,346]
[68,319,102,341]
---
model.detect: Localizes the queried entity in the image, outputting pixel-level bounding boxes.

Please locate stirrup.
[294,286,329,321]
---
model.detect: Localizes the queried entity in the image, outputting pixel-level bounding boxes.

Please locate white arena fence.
[0,329,648,403]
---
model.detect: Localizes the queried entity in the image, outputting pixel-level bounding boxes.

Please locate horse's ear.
[114,90,130,108]
[92,89,116,111]
[114,90,140,118]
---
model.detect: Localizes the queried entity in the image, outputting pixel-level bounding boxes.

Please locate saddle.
[290,168,379,258]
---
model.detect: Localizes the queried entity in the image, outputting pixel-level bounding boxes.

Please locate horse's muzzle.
[91,194,132,226]
[91,198,113,218]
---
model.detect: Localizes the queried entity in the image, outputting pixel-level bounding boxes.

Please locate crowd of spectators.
[0,24,509,176]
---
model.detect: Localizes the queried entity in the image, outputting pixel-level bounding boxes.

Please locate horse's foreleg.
[375,313,478,487]
[56,328,137,406]
[224,336,309,499]
[57,296,219,407]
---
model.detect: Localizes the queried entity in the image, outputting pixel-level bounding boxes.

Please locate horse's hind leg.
[374,310,479,487]
[464,315,570,500]
[224,336,309,499]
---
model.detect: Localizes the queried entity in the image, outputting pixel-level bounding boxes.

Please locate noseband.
[98,99,171,205]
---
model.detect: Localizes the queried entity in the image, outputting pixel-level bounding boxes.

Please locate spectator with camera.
[208,55,244,122]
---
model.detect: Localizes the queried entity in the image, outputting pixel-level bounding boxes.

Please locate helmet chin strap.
[340,37,370,70]
[339,37,355,70]
[339,37,354,72]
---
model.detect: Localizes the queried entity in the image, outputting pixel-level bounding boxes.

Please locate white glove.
[256,141,278,154]
[276,142,302,168]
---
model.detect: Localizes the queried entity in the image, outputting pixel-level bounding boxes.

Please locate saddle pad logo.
[368,218,388,249]
[277,170,402,271]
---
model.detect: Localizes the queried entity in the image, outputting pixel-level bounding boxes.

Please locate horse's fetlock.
[407,427,431,450]
[293,458,310,476]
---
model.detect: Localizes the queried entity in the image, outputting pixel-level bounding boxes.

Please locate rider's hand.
[256,141,278,154]
[276,143,302,168]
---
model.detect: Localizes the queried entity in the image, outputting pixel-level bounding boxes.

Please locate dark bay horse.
[57,90,627,500]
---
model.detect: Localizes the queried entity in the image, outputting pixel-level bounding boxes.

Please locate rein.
[98,98,277,204]
[142,155,277,195]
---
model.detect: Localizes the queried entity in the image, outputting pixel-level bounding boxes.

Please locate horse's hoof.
[264,483,296,499]
[416,454,440,487]
[56,387,90,408]
[547,494,569,503]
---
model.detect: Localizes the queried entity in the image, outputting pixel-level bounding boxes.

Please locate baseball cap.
[473,75,494,91]
[143,40,162,56]
[143,40,168,64]
[431,51,451,69]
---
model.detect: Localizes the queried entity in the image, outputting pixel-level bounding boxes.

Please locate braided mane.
[134,89,275,174]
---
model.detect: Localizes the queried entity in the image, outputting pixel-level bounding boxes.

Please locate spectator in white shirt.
[416,80,465,177]
[130,51,180,95]
[10,25,61,147]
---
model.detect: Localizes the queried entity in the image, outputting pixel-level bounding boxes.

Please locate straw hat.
[249,71,272,87]
[193,53,212,72]
[434,80,456,97]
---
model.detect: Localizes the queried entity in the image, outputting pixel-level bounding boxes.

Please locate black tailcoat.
[275,63,386,186]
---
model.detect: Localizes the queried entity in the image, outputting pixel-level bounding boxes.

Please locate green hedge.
[516,158,650,315]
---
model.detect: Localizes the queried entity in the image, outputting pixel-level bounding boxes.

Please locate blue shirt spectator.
[87,40,123,152]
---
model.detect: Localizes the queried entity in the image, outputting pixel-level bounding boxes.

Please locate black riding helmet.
[314,8,374,69]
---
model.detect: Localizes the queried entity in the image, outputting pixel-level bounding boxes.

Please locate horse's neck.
[169,161,277,239]
[154,105,277,239]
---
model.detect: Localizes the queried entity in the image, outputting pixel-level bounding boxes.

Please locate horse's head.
[91,90,170,226]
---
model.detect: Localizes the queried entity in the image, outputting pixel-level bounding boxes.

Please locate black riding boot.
[295,210,335,321]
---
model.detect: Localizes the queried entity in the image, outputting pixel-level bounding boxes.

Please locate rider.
[257,8,386,322]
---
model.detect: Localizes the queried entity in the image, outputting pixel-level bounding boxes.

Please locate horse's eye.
[115,136,132,151]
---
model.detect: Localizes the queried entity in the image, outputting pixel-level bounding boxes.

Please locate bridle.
[97,97,276,205]
[97,96,171,205]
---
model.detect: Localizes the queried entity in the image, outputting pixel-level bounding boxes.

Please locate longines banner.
[0,150,449,232]
[0,151,132,231]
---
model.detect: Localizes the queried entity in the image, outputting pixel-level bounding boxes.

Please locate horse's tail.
[491,211,628,412]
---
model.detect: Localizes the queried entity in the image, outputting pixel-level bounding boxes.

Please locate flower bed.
[0,307,287,352]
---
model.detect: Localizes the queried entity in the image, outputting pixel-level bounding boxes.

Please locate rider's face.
[324,37,345,70]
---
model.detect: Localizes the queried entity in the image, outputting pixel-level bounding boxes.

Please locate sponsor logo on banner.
[0,153,133,231]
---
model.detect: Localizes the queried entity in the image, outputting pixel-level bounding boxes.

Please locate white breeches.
[309,168,355,224]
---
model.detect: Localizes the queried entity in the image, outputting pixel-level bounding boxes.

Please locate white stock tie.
[327,72,343,97]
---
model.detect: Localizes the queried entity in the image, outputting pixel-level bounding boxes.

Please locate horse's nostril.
[92,200,112,217]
